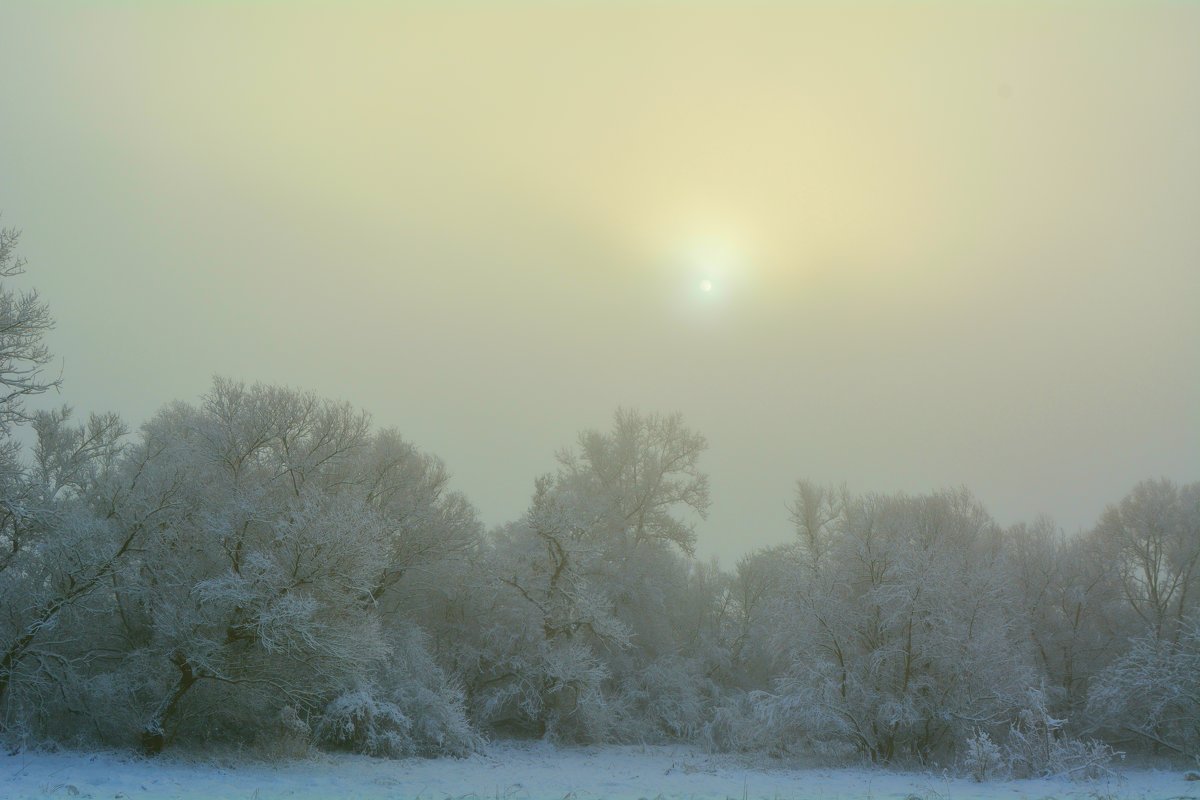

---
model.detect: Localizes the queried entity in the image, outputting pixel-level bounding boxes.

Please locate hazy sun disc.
[699,279,713,293]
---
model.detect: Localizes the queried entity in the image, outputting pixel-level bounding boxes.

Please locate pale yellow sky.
[2,2,1197,563]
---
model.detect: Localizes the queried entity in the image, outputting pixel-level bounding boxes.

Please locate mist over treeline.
[0,227,1197,778]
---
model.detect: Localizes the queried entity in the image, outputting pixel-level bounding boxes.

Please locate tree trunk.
[140,655,199,755]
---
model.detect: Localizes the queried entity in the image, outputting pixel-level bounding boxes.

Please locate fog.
[1,2,1197,565]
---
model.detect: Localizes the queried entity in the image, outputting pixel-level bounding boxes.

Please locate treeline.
[0,226,1197,777]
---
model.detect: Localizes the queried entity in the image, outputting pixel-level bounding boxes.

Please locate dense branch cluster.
[0,225,1197,777]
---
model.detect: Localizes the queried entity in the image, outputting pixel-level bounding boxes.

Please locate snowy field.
[2,742,1197,800]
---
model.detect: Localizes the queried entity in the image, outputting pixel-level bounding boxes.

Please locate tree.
[357,428,482,617]
[0,407,132,742]
[465,409,715,742]
[1006,517,1122,717]
[5,379,484,755]
[720,546,792,691]
[0,226,129,727]
[1091,479,1200,644]
[0,225,60,436]
[1087,612,1200,760]
[556,408,710,556]
[0,224,65,571]
[762,484,1040,763]
[468,477,631,740]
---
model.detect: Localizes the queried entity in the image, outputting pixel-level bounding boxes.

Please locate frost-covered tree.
[721,546,792,691]
[0,224,67,574]
[464,409,718,742]
[0,226,60,435]
[1090,479,1200,644]
[761,484,1041,763]
[0,226,129,726]
[557,410,720,741]
[9,379,486,755]
[1006,517,1123,717]
[356,428,482,614]
[464,478,631,740]
[80,384,383,751]
[555,408,709,556]
[1087,612,1200,759]
[0,408,128,726]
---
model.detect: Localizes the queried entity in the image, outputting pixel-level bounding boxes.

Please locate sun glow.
[673,234,755,310]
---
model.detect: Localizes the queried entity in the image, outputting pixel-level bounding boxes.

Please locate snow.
[2,742,1196,800]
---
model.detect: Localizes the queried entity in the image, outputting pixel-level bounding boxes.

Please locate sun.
[699,279,713,293]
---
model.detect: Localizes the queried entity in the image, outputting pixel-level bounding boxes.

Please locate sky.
[1,2,1197,566]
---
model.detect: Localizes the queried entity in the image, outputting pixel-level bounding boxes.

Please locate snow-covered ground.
[1,742,1196,800]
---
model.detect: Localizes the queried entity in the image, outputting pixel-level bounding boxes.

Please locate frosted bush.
[317,688,413,757]
[316,626,483,758]
[255,705,311,760]
[1003,707,1117,780]
[617,656,709,741]
[961,730,1005,781]
[1086,616,1200,761]
[701,692,769,753]
[385,629,483,757]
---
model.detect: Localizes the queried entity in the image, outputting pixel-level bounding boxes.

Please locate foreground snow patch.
[1,742,1194,800]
